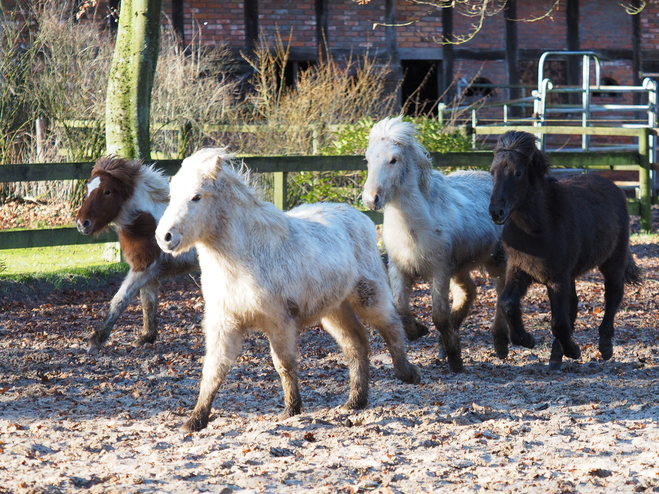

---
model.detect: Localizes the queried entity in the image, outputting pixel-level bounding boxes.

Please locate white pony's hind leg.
[267,322,302,418]
[388,262,429,341]
[183,321,243,432]
[449,270,476,329]
[484,260,513,359]
[432,274,463,372]
[353,296,421,385]
[320,302,370,411]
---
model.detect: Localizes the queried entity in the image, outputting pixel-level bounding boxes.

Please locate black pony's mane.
[494,131,551,177]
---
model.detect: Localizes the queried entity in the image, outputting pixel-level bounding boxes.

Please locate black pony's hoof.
[511,331,535,349]
[599,341,613,361]
[437,344,447,360]
[447,356,464,373]
[494,339,509,360]
[562,340,581,360]
[547,360,563,371]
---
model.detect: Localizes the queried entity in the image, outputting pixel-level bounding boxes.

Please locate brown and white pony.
[76,156,198,353]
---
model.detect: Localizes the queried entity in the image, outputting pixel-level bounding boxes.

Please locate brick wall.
[329,0,386,50]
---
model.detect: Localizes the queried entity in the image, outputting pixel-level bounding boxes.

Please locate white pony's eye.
[390,157,397,165]
[191,194,201,202]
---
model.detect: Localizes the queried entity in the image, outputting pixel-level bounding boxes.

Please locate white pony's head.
[156,147,234,255]
[362,116,432,210]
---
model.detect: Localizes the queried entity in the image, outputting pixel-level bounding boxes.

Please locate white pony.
[155,148,420,432]
[363,117,511,372]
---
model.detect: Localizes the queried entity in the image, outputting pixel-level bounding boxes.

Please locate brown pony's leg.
[88,264,159,353]
[498,268,535,350]
[321,302,370,411]
[549,280,578,369]
[267,322,303,419]
[183,321,243,432]
[546,282,582,365]
[388,263,430,342]
[135,278,159,346]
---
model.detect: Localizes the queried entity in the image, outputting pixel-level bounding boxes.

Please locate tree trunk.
[106,0,162,160]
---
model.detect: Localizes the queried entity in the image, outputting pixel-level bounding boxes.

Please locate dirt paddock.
[1,237,658,493]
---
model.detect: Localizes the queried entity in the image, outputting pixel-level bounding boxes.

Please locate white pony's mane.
[183,147,287,237]
[115,164,171,229]
[368,116,437,191]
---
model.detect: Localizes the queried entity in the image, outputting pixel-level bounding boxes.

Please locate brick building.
[148,0,658,114]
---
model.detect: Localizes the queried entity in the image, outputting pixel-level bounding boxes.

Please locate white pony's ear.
[199,155,225,181]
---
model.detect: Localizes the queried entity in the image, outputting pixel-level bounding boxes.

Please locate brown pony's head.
[488,131,550,225]
[76,156,141,235]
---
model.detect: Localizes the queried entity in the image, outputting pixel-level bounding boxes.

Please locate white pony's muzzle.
[155,225,182,254]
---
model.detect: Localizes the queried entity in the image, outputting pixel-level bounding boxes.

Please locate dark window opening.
[593,77,621,98]
[463,76,494,97]
[172,0,184,43]
[283,60,316,88]
[401,60,440,116]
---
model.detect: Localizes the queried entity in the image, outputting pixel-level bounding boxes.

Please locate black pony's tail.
[625,251,643,286]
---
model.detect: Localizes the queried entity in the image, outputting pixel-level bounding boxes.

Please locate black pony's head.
[488,131,550,225]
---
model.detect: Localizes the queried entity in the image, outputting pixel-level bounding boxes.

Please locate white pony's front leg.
[432,274,462,372]
[182,318,244,432]
[388,262,429,341]
[267,320,302,418]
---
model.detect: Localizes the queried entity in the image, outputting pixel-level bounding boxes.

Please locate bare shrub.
[150,22,239,159]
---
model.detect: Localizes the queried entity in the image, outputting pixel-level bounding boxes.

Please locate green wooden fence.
[0,144,654,251]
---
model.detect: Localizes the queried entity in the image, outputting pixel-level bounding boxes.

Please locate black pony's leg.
[598,262,626,361]
[549,280,579,370]
[547,281,581,366]
[498,268,535,351]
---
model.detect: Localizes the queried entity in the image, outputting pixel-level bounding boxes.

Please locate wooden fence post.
[273,172,288,211]
[36,118,47,163]
[638,127,652,232]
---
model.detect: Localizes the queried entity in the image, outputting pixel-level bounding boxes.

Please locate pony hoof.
[562,341,581,360]
[396,364,421,385]
[343,397,368,411]
[599,343,613,361]
[437,345,447,360]
[494,340,509,359]
[133,335,157,347]
[511,332,535,349]
[181,416,207,432]
[547,361,563,371]
[405,321,429,341]
[87,344,100,355]
[448,357,464,373]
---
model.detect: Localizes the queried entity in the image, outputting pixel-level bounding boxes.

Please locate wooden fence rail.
[0,146,653,251]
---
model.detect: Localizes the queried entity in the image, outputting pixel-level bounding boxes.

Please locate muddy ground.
[0,204,658,493]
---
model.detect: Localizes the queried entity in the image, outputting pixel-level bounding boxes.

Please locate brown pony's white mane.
[110,160,170,230]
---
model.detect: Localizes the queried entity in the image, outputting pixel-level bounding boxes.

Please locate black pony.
[488,131,641,370]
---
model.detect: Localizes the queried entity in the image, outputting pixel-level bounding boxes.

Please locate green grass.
[0,243,121,275]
